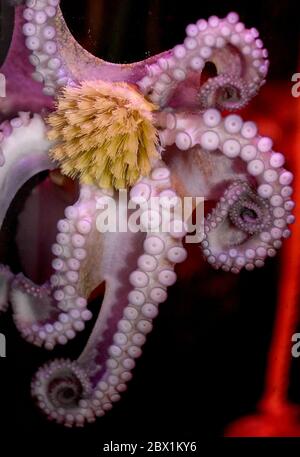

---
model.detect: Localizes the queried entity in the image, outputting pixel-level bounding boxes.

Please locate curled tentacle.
[138,12,268,109]
[20,3,268,110]
[33,359,93,425]
[198,73,251,111]
[31,161,188,426]
[158,108,295,272]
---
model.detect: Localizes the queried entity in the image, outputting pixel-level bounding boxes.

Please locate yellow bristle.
[47,80,159,190]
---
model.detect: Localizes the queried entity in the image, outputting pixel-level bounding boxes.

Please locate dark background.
[0,0,299,454]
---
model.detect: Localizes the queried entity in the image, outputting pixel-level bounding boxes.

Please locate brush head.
[48,80,160,189]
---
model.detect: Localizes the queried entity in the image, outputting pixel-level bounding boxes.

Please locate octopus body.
[0,1,295,427]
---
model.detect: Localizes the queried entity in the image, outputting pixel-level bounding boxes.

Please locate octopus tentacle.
[138,12,268,109]
[0,112,54,311]
[0,6,52,116]
[0,112,54,226]
[199,73,250,111]
[158,108,295,272]
[22,0,75,97]
[20,2,267,112]
[0,111,54,313]
[9,184,113,348]
[31,161,188,426]
[21,0,171,96]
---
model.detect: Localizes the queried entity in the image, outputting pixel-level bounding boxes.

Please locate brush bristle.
[47,80,160,189]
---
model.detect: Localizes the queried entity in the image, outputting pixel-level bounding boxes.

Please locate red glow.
[225,82,300,437]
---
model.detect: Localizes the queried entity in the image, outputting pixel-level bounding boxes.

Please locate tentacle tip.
[32,359,94,427]
[202,178,294,273]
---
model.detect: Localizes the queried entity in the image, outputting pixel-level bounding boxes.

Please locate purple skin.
[0,2,295,427]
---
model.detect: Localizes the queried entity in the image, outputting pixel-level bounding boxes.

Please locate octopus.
[0,0,295,427]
